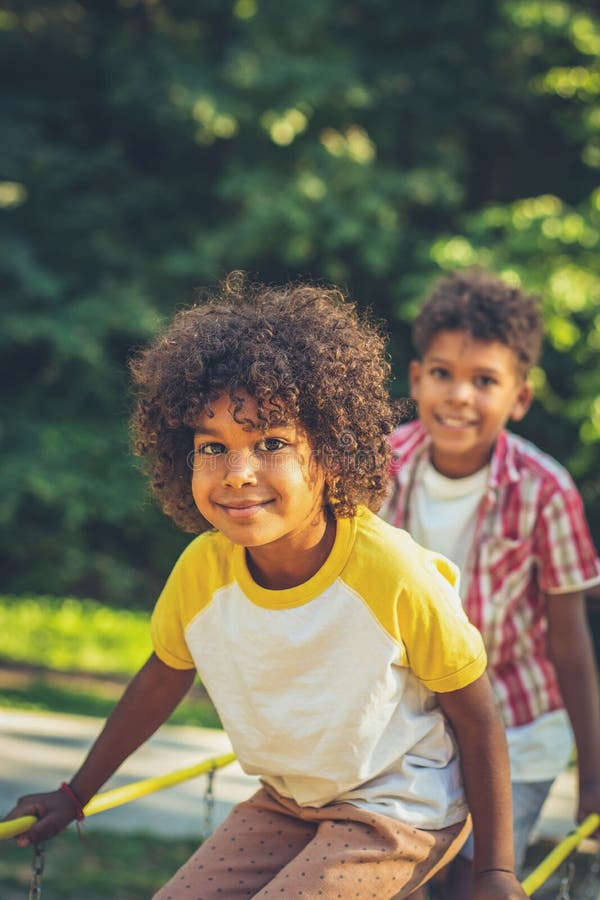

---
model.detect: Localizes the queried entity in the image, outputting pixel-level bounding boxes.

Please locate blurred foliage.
[0,594,221,725]
[0,677,221,727]
[0,595,151,673]
[1,0,599,603]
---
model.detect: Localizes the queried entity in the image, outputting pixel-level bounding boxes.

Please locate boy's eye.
[474,375,497,388]
[430,367,450,379]
[196,442,226,456]
[256,437,287,452]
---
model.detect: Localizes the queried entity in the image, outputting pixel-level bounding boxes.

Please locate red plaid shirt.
[383,421,600,727]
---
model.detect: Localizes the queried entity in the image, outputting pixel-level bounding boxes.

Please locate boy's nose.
[447,380,472,403]
[223,450,259,488]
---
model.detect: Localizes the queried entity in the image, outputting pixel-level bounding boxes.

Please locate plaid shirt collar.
[390,420,520,500]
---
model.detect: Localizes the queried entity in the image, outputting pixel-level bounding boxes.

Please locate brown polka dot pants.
[153,785,470,899]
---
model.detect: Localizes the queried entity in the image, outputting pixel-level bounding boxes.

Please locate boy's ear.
[408,360,422,400]
[509,380,534,422]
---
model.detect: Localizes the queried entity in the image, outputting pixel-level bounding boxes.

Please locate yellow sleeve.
[150,532,225,670]
[398,552,487,692]
[340,513,486,692]
[150,559,196,670]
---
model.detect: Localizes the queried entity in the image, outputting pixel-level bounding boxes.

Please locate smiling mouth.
[435,414,476,428]
[215,500,273,519]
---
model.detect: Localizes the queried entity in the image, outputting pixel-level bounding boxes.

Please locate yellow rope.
[0,815,37,841]
[521,813,600,896]
[0,751,236,841]
[2,757,597,897]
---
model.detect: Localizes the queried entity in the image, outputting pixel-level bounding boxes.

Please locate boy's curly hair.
[412,268,543,372]
[130,273,400,533]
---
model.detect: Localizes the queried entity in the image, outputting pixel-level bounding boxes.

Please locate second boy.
[383,268,600,899]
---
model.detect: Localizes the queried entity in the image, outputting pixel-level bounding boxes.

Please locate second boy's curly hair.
[412,268,543,372]
[130,273,400,533]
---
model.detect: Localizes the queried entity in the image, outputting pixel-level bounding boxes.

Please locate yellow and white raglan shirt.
[151,507,486,830]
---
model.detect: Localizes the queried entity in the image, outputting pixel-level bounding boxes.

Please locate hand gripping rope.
[0,752,235,899]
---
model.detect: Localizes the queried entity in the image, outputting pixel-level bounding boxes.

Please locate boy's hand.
[474,870,528,899]
[3,789,77,847]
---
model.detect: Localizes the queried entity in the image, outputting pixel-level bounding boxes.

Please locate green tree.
[1,0,599,603]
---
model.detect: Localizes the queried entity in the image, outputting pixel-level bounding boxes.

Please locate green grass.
[0,680,221,728]
[0,829,201,899]
[0,594,151,676]
[0,594,221,727]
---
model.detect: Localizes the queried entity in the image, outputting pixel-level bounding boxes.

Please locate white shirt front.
[151,509,487,827]
[407,459,572,781]
[408,460,489,589]
[507,709,573,781]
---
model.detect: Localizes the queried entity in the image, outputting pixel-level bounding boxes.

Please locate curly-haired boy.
[6,274,527,899]
[382,267,600,898]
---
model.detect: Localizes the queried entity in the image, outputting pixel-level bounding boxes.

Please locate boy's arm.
[546,590,600,827]
[3,653,195,846]
[438,673,528,899]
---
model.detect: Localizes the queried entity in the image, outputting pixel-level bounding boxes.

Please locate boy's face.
[409,330,533,478]
[191,391,330,584]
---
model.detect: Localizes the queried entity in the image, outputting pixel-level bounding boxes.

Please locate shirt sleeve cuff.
[421,649,488,693]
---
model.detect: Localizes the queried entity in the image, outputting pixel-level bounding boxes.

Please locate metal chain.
[28,844,45,900]
[578,849,600,900]
[202,767,216,838]
[555,861,575,900]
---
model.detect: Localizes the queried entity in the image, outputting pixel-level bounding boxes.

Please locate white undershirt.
[408,459,572,781]
[408,460,489,591]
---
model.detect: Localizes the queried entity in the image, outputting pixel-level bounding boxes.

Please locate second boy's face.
[410,330,533,478]
[191,392,329,580]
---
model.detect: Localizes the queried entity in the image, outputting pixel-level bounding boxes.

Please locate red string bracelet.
[59,782,85,821]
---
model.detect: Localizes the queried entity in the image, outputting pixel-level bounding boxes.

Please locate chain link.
[555,860,575,900]
[28,844,45,900]
[578,848,600,900]
[202,767,216,839]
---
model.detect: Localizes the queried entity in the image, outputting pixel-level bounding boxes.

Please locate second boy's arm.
[546,590,600,827]
[438,673,528,900]
[4,653,195,846]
